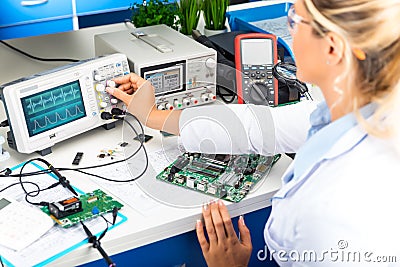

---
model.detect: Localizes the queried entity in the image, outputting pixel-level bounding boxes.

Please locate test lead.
[80,221,116,267]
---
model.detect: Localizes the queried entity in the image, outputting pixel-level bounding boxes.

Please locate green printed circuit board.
[156,153,280,202]
[41,189,123,228]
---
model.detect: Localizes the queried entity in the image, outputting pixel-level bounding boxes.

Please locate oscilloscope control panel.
[0,53,130,155]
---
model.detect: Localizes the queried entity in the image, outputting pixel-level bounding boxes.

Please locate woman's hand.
[196,200,253,267]
[106,73,156,124]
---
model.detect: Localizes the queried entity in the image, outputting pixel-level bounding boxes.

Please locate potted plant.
[178,0,202,36]
[202,0,229,36]
[131,0,181,31]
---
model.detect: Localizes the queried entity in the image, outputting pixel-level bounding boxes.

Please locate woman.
[107,0,400,265]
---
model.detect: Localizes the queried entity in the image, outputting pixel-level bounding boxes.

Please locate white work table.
[0,23,291,266]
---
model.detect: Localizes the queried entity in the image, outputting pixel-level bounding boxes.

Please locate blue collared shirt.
[283,101,376,184]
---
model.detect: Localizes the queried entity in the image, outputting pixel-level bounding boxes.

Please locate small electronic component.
[156,153,281,202]
[72,152,84,165]
[48,197,83,219]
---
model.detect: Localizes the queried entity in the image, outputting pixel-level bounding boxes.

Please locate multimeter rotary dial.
[248,79,271,105]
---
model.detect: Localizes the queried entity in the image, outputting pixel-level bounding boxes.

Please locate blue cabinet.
[0,0,74,40]
[76,0,140,16]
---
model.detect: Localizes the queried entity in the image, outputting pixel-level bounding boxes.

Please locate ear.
[325,32,345,65]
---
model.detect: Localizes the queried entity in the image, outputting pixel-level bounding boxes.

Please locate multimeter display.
[241,39,274,65]
[21,80,86,137]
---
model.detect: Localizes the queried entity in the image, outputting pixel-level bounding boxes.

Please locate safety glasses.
[287,5,311,34]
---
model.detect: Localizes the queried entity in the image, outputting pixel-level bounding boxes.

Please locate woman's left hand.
[196,200,253,267]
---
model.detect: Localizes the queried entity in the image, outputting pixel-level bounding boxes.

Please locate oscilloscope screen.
[21,80,86,137]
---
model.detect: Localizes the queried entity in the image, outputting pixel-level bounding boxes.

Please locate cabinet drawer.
[76,0,140,16]
[0,0,73,27]
[0,18,73,40]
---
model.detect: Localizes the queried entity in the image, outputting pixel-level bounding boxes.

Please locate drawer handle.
[21,0,48,6]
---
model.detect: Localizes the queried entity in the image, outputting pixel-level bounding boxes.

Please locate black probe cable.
[18,158,77,206]
[59,112,149,182]
[0,113,148,182]
[80,220,116,267]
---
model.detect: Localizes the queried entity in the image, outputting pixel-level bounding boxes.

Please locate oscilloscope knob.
[106,80,116,88]
[99,102,108,108]
[95,84,106,92]
[110,98,118,104]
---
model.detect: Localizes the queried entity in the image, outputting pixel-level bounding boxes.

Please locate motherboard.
[156,153,280,202]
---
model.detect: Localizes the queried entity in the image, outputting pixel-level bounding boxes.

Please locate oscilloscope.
[0,53,130,155]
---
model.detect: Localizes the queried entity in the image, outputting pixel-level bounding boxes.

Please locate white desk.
[0,23,291,266]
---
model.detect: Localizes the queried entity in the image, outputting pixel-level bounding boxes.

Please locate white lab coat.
[179,100,318,155]
[179,101,400,266]
[265,118,400,266]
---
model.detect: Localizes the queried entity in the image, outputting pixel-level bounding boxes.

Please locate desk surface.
[0,22,291,266]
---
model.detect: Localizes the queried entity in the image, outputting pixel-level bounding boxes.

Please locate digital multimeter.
[234,33,278,106]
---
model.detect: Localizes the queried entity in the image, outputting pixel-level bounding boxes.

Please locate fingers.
[202,203,218,245]
[196,219,210,253]
[105,87,132,106]
[201,200,236,244]
[238,215,252,248]
[217,200,236,239]
[113,73,147,90]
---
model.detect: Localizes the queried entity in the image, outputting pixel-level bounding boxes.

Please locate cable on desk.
[0,40,80,63]
[18,158,77,206]
[59,112,149,182]
[0,112,149,185]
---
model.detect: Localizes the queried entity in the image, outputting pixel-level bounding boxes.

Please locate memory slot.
[191,161,225,173]
[186,167,219,179]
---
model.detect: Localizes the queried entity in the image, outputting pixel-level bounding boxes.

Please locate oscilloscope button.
[165,103,174,110]
[94,74,102,81]
[95,84,106,92]
[110,98,118,104]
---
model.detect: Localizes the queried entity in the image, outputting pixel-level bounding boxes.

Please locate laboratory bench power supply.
[95,24,218,111]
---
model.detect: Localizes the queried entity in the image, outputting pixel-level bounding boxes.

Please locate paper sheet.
[251,16,293,47]
[88,141,185,216]
[0,162,127,267]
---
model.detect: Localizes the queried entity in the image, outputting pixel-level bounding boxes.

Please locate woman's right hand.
[106,73,156,124]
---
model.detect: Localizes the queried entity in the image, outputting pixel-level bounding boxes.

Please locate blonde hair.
[303,0,400,144]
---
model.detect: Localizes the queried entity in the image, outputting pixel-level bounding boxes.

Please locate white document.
[0,195,54,251]
[0,163,126,267]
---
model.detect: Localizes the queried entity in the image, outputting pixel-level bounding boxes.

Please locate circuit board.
[156,153,281,202]
[41,189,123,228]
